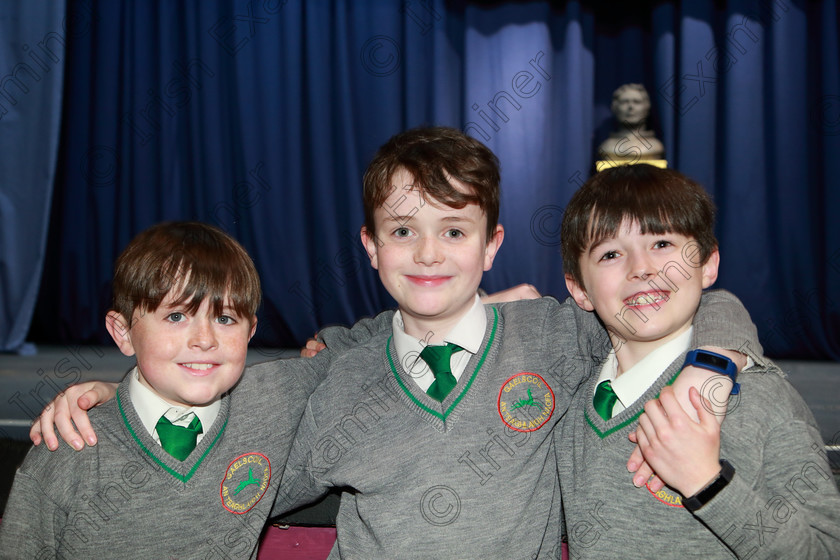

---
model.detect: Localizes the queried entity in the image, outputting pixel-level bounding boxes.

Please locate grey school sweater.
[277,291,762,559]
[557,352,840,558]
[0,317,390,560]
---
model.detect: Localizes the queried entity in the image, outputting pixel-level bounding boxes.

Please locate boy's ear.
[564,274,595,312]
[248,316,258,341]
[701,247,720,288]
[360,226,379,270]
[106,311,137,357]
[482,225,505,271]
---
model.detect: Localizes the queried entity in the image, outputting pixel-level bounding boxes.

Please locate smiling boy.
[556,164,840,558]
[0,222,355,559]
[22,132,766,558]
[110,287,255,415]
[361,165,502,339]
[274,128,764,559]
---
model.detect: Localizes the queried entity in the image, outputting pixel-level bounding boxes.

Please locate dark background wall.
[2,0,838,359]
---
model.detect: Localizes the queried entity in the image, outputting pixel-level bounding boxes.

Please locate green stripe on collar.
[585,368,681,439]
[117,391,227,483]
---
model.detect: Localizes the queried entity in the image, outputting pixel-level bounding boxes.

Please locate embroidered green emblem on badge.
[510,387,542,410]
[233,467,260,495]
[498,373,555,432]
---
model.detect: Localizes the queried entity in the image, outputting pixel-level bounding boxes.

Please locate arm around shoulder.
[316,309,395,355]
[30,380,118,451]
[480,283,541,304]
[694,290,766,366]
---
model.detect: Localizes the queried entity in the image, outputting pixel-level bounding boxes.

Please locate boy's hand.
[628,347,740,486]
[300,337,327,358]
[672,366,733,423]
[678,344,747,421]
[30,382,117,451]
[633,386,722,497]
[480,283,541,304]
[626,446,666,491]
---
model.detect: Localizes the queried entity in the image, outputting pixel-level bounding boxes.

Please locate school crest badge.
[498,372,555,432]
[220,452,271,514]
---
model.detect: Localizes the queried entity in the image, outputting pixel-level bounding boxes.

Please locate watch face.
[700,352,731,370]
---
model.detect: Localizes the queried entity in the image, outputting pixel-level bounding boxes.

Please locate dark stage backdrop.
[0,1,65,356]
[4,0,839,359]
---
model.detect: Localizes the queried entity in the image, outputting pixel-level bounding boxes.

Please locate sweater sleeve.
[556,289,765,366]
[693,417,840,558]
[271,401,332,517]
[269,310,395,388]
[317,310,395,354]
[567,296,613,361]
[693,290,766,365]
[0,452,65,559]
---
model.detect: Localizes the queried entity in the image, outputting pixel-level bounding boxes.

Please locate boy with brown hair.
[0,222,364,559]
[557,164,840,558]
[273,128,761,558]
[28,130,761,559]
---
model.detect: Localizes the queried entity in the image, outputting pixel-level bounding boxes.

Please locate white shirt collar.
[595,328,693,413]
[128,367,221,443]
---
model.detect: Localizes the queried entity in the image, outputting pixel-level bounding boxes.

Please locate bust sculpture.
[598,83,664,162]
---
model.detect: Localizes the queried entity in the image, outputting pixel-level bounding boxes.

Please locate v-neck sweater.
[557,353,840,558]
[276,290,769,559]
[278,298,603,559]
[0,353,332,559]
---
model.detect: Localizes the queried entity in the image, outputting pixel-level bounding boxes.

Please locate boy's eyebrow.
[585,228,681,255]
[586,237,610,254]
[382,214,416,224]
[381,215,477,228]
[159,301,196,315]
[434,216,477,228]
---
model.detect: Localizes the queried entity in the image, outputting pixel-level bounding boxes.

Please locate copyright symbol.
[81,145,119,187]
[530,205,564,247]
[360,35,401,77]
[813,95,840,136]
[402,350,426,379]
[700,375,741,417]
[420,485,460,526]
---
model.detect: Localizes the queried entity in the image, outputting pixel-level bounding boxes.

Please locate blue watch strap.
[682,349,740,395]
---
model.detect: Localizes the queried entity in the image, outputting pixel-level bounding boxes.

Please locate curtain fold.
[20,0,839,360]
[0,0,66,353]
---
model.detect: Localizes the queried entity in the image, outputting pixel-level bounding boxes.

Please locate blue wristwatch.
[682,349,740,395]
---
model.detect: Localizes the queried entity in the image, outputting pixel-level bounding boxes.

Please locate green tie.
[156,414,203,461]
[420,343,462,402]
[593,380,618,421]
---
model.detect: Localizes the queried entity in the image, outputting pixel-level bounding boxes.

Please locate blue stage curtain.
[25,0,840,359]
[0,1,65,353]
